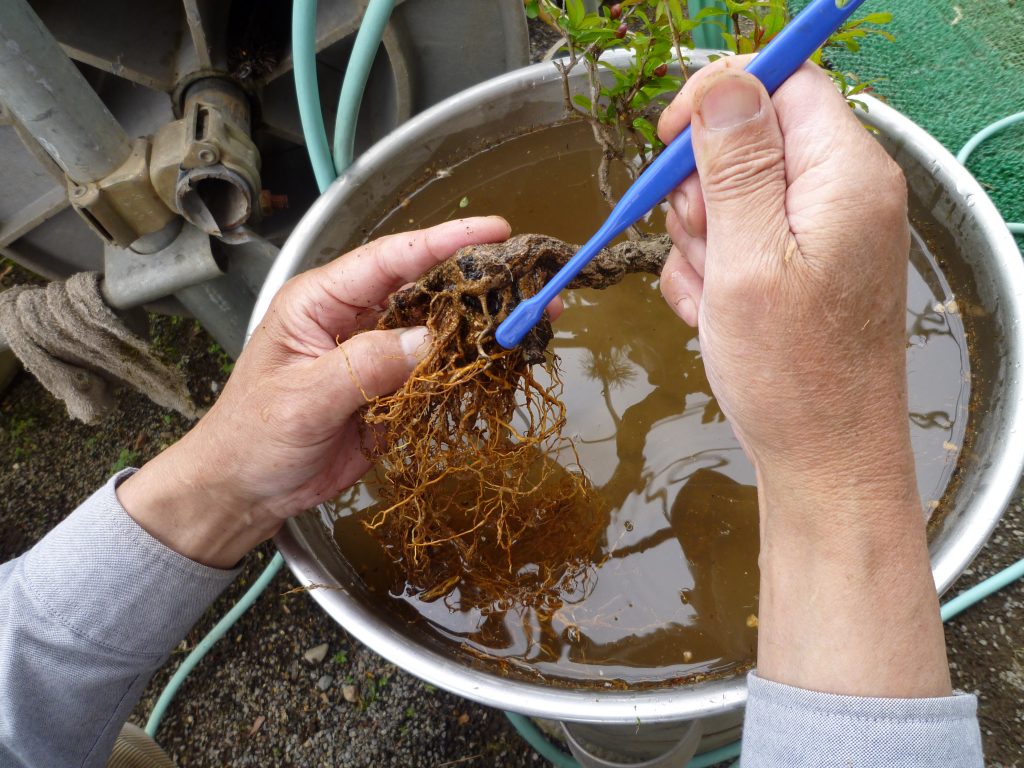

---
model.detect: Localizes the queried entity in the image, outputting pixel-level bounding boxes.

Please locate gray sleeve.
[0,470,239,768]
[743,671,983,767]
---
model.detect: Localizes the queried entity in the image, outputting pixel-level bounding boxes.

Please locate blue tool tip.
[495,301,543,349]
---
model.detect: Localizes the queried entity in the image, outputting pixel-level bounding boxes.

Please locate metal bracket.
[150,78,262,240]
[68,138,177,247]
[102,223,223,309]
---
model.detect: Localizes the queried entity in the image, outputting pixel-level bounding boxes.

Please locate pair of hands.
[118,58,912,573]
[121,57,950,698]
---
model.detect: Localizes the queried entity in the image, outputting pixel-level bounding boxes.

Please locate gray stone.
[303,643,329,664]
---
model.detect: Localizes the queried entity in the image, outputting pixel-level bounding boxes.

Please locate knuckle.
[702,142,785,201]
[342,334,398,396]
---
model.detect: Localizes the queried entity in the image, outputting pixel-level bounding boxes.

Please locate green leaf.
[667,0,685,28]
[633,116,657,146]
[693,6,728,19]
[565,0,586,28]
[572,93,593,111]
[858,11,893,24]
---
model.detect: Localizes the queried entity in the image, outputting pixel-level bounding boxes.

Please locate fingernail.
[699,75,762,130]
[399,326,430,359]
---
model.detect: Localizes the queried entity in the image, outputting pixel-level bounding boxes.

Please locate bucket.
[251,50,1024,759]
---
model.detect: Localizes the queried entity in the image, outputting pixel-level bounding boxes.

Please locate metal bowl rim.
[252,50,1024,723]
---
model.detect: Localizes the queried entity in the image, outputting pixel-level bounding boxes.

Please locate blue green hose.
[293,0,337,192]
[505,714,580,768]
[333,0,396,173]
[941,557,1024,623]
[956,111,1024,236]
[145,552,284,737]
[145,0,398,739]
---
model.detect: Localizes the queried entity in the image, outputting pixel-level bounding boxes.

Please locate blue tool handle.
[496,0,868,350]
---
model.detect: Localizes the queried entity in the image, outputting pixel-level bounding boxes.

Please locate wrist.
[754,423,921,525]
[754,442,951,698]
[116,434,279,569]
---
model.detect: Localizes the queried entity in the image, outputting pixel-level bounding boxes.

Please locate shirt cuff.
[22,470,240,659]
[743,672,983,767]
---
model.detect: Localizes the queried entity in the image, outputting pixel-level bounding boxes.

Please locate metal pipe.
[102,224,223,309]
[0,0,132,183]
[182,78,251,134]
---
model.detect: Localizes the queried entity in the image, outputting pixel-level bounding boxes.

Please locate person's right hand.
[657,59,915,507]
[657,59,953,699]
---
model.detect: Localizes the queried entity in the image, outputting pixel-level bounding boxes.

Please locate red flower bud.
[654,63,668,77]
[609,3,622,20]
[615,22,628,38]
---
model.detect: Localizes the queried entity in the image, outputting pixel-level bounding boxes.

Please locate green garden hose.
[144,552,284,737]
[956,112,1024,236]
[332,0,396,173]
[145,0,392,739]
[941,556,1024,623]
[293,0,337,192]
[688,0,729,50]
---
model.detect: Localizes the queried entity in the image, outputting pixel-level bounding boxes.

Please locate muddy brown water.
[326,121,971,688]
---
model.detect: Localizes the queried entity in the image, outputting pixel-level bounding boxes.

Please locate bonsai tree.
[527,0,893,214]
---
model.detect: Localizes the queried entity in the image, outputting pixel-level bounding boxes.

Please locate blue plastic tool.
[496,0,869,349]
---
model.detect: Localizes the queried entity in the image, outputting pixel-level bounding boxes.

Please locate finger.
[317,326,431,419]
[546,296,564,323]
[657,55,756,144]
[321,216,511,305]
[351,306,383,333]
[666,207,707,279]
[690,69,790,272]
[667,174,707,239]
[283,217,512,348]
[660,245,704,327]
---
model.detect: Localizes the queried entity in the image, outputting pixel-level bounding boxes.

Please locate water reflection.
[330,118,970,685]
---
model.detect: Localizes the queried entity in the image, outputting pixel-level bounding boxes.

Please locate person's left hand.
[117,217,513,568]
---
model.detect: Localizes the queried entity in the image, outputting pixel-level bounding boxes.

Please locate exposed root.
[361,233,669,613]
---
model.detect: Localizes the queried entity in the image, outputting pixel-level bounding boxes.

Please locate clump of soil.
[362,233,669,612]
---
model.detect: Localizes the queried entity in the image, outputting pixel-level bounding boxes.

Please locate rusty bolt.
[197,147,218,165]
[259,190,290,217]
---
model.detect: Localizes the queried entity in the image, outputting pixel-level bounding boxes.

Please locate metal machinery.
[0,0,529,356]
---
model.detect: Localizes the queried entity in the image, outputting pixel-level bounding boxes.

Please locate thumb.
[315,326,430,418]
[691,70,789,268]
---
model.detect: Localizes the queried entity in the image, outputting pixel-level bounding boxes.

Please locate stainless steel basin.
[250,50,1024,726]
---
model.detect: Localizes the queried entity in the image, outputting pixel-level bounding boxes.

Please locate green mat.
[793,0,1024,244]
